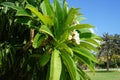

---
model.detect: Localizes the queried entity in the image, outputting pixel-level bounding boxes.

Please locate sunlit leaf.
[59,30,69,43]
[69,24,94,31]
[54,0,64,22]
[80,41,99,52]
[42,0,54,16]
[61,52,78,80]
[65,8,79,26]
[80,32,101,40]
[72,47,98,63]
[75,52,95,72]
[49,49,62,80]
[26,4,53,25]
[58,43,73,57]
[85,39,101,47]
[33,33,45,48]
[39,25,55,40]
[77,68,91,80]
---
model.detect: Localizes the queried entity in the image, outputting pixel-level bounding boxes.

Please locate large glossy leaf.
[39,52,50,67]
[49,49,62,80]
[77,68,91,80]
[32,33,45,48]
[41,0,54,16]
[26,4,53,25]
[65,8,79,26]
[1,2,31,17]
[80,32,101,40]
[40,2,47,15]
[60,64,67,80]
[80,41,99,52]
[59,30,69,43]
[61,52,79,80]
[85,39,101,47]
[16,8,31,17]
[63,1,68,19]
[54,0,64,22]
[1,2,19,10]
[72,47,98,63]
[75,52,95,72]
[80,32,92,38]
[58,43,73,57]
[39,25,55,40]
[69,24,94,31]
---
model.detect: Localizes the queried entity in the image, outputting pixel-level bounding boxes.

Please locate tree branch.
[23,29,34,51]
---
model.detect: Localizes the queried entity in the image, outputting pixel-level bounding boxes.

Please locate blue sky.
[67,0,120,36]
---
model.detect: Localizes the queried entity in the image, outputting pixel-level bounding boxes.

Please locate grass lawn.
[86,69,120,80]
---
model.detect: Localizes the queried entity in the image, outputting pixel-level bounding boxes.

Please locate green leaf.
[59,30,69,43]
[1,2,19,10]
[80,32,101,40]
[16,8,31,17]
[72,47,97,63]
[63,1,68,19]
[69,24,94,31]
[49,49,62,80]
[46,65,50,80]
[41,0,54,16]
[77,68,91,80]
[80,41,99,52]
[65,8,79,26]
[1,2,31,17]
[26,4,53,25]
[59,43,73,57]
[85,39,101,47]
[78,28,91,33]
[75,52,95,72]
[33,33,45,48]
[15,17,30,23]
[39,53,50,67]
[60,64,67,80]
[80,32,92,38]
[40,1,47,15]
[39,25,55,40]
[61,52,78,80]
[54,0,64,22]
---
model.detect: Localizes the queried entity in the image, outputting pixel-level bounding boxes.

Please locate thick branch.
[23,29,34,51]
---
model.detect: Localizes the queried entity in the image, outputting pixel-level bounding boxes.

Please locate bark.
[106,53,109,71]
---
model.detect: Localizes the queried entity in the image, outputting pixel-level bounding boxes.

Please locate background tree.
[99,33,120,71]
[0,0,101,80]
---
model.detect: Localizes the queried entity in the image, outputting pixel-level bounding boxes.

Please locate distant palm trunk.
[106,52,109,71]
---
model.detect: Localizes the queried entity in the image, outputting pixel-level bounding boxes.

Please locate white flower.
[69,30,80,44]
[89,28,95,33]
[0,7,3,10]
[73,30,80,44]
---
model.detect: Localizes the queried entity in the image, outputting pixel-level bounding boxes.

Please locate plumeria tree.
[0,0,101,80]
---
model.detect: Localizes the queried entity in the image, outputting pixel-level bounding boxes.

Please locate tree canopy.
[98,33,120,71]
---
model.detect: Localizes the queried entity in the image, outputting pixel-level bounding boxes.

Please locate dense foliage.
[0,0,101,80]
[98,33,120,71]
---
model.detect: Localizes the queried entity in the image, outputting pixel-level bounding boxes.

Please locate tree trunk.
[106,53,109,71]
